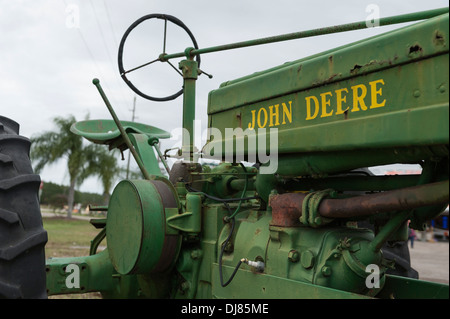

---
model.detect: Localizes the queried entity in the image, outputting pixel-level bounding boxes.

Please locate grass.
[44,217,101,258]
[43,217,104,299]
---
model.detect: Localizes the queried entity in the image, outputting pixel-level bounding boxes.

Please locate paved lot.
[408,240,449,284]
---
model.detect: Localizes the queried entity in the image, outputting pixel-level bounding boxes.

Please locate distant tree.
[40,181,105,210]
[75,190,104,207]
[48,194,67,212]
[39,181,67,210]
[31,114,105,218]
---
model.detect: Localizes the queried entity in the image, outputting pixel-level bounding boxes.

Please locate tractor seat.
[70,119,171,148]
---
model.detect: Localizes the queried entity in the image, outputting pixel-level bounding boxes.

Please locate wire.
[218,217,243,287]
[89,0,115,72]
[102,0,119,49]
[184,164,256,205]
[184,181,244,286]
[60,0,127,119]
[226,164,248,221]
[218,164,249,286]
[88,0,130,118]
[183,163,254,287]
[185,184,259,203]
[188,163,251,287]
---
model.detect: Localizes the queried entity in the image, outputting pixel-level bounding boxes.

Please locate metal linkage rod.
[163,7,448,60]
[92,78,153,180]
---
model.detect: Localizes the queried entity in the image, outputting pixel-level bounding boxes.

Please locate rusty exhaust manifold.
[269,180,449,227]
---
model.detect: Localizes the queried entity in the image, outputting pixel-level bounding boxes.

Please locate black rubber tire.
[0,116,48,298]
[382,240,418,279]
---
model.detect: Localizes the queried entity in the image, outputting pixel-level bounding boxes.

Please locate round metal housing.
[107,179,180,275]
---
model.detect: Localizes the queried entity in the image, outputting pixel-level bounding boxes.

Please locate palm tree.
[85,149,122,205]
[30,114,116,218]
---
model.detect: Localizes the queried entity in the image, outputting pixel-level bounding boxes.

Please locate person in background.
[408,222,417,248]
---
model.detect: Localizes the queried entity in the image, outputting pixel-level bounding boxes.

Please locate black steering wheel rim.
[118,13,201,102]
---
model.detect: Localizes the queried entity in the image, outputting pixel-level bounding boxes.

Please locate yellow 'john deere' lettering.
[248,101,292,130]
[305,79,386,120]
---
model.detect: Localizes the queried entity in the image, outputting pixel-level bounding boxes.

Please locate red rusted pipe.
[269,180,449,227]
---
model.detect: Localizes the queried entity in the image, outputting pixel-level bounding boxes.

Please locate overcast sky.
[0,0,446,194]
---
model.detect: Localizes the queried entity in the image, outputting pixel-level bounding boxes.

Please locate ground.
[409,240,449,284]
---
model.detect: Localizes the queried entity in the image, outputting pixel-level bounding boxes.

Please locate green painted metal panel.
[205,13,449,157]
[46,249,142,298]
[378,274,449,299]
[208,13,448,112]
[211,264,371,299]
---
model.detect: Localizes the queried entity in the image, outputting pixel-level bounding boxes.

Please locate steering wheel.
[118,14,201,101]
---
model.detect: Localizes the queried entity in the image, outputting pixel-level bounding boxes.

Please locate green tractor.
[2,7,449,299]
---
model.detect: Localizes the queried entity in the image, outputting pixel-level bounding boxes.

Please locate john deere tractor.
[3,7,449,299]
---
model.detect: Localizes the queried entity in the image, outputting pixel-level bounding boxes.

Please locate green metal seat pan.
[70,119,171,144]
